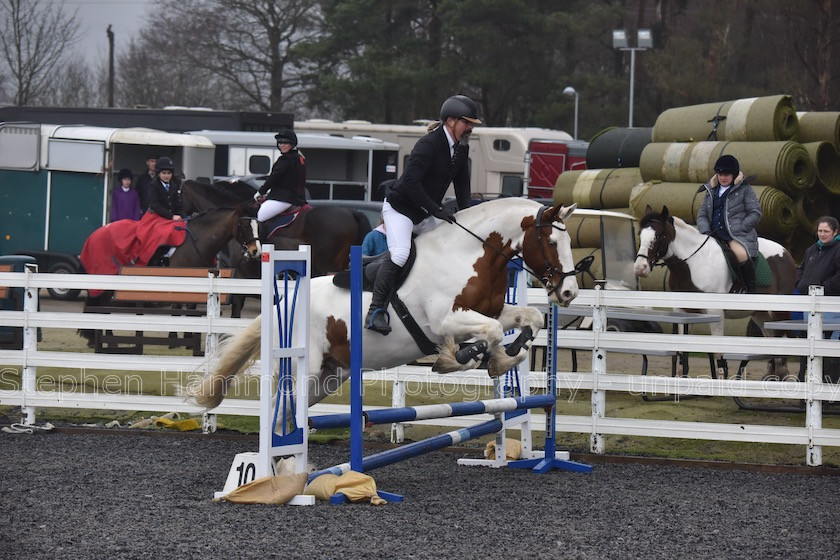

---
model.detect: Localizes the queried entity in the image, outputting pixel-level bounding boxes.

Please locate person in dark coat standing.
[365,94,481,334]
[145,156,183,220]
[255,129,307,223]
[110,168,141,221]
[796,216,840,296]
[135,154,158,215]
[696,154,762,292]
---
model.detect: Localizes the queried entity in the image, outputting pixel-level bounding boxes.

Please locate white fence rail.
[2,269,840,465]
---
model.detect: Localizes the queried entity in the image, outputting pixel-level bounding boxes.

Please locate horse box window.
[0,123,40,170]
[492,139,511,151]
[47,139,105,173]
[249,154,271,175]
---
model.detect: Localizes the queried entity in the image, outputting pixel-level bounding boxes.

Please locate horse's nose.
[633,257,650,277]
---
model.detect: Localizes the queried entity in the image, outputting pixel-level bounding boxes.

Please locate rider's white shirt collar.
[443,126,457,158]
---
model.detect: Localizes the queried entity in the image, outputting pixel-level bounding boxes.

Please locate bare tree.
[154,0,321,112]
[0,0,81,105]
[43,57,103,107]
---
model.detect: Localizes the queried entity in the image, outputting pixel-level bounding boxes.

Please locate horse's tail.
[352,210,372,245]
[183,315,262,409]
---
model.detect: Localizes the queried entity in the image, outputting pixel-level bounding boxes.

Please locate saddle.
[711,237,771,291]
[331,243,436,355]
[261,204,313,238]
[331,243,417,292]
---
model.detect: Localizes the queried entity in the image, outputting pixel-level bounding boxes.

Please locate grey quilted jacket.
[696,172,762,258]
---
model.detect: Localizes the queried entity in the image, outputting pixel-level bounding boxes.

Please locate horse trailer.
[0,123,215,298]
[187,130,399,201]
[293,120,587,199]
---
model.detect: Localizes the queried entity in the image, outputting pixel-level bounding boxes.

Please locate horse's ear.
[556,203,577,223]
[661,206,670,220]
[645,204,654,216]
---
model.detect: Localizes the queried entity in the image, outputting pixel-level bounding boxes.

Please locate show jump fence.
[1,266,840,466]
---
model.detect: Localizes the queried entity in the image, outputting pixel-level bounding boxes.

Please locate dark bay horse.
[78,206,259,343]
[633,205,797,378]
[180,180,372,276]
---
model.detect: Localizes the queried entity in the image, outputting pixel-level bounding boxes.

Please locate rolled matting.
[801,141,840,195]
[639,141,815,196]
[585,127,652,169]
[797,111,840,151]
[652,95,799,142]
[554,167,643,209]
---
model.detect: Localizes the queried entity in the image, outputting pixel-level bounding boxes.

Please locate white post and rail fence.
[1,266,839,466]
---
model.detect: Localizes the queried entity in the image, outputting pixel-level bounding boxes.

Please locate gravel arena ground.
[2,429,840,560]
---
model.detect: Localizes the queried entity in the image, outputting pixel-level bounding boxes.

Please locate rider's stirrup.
[366,308,391,335]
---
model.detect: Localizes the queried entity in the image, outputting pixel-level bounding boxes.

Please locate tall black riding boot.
[740,259,756,293]
[365,260,402,335]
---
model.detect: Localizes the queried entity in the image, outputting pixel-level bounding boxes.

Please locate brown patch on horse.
[452,231,515,317]
[664,256,702,292]
[324,316,351,368]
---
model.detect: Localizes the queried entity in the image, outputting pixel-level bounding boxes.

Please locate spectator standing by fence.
[110,168,141,221]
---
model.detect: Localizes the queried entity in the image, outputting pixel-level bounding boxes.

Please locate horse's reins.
[182,208,257,260]
[449,206,577,297]
[636,220,711,268]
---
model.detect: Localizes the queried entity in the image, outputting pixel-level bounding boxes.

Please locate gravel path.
[2,430,839,560]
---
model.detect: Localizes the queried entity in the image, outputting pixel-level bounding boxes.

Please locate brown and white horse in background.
[187,198,579,409]
[633,205,797,379]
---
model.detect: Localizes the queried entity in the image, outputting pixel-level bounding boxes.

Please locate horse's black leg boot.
[740,260,756,293]
[365,259,402,335]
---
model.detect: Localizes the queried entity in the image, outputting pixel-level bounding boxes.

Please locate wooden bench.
[84,267,233,356]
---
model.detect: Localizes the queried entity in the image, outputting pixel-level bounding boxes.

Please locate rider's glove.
[431,207,457,224]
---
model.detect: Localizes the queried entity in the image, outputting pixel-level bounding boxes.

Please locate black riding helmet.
[275,128,298,147]
[156,156,175,172]
[713,154,739,176]
[440,95,482,124]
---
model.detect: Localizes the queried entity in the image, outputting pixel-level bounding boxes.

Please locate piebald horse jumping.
[187,198,579,409]
[633,205,797,378]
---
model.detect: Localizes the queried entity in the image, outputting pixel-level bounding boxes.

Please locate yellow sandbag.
[153,417,202,431]
[218,472,307,505]
[305,471,387,505]
[484,438,522,461]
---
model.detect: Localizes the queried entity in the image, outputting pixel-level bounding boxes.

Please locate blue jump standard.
[508,302,591,474]
[308,393,556,430]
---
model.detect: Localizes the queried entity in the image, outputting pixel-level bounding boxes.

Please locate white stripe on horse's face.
[549,223,578,305]
[634,226,657,277]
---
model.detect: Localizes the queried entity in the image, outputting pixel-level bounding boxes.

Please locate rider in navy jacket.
[145,156,183,220]
[365,94,481,335]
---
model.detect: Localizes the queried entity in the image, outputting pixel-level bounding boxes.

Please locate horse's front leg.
[431,310,506,375]
[486,305,545,376]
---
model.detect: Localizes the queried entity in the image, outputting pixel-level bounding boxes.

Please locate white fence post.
[390,377,405,443]
[21,263,38,425]
[806,285,823,466]
[205,270,221,359]
[590,284,606,454]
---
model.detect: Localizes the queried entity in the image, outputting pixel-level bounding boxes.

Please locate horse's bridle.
[451,205,576,297]
[235,216,260,259]
[182,210,259,261]
[534,206,578,297]
[635,220,671,268]
[636,219,710,268]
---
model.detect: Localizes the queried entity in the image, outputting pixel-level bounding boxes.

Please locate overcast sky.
[64,0,148,64]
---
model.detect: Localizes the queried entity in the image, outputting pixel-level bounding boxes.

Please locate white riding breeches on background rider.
[257,199,292,222]
[382,199,439,267]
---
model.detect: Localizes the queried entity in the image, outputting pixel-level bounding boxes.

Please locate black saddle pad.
[332,244,416,292]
